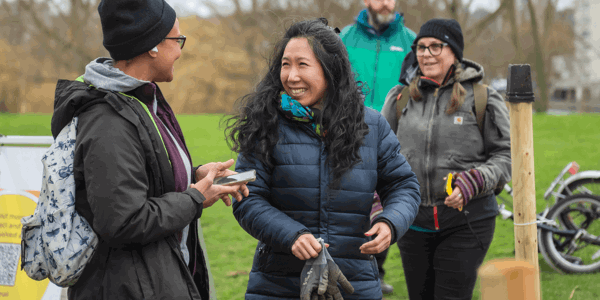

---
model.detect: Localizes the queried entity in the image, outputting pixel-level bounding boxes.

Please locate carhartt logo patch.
[390,46,404,52]
[454,116,463,125]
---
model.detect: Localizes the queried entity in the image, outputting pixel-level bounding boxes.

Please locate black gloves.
[300,238,354,300]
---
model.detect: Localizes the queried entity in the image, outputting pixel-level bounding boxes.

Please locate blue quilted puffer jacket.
[233,108,421,300]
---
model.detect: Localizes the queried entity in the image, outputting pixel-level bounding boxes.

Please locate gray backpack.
[20,116,98,287]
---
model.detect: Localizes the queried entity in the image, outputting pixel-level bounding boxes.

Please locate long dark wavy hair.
[225,18,369,188]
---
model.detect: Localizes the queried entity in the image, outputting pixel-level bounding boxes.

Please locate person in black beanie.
[380,18,511,300]
[50,1,250,299]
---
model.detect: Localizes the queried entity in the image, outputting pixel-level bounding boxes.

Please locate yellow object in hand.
[446,173,462,211]
[446,173,453,196]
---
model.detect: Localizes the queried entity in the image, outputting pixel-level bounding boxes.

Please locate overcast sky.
[167,0,576,18]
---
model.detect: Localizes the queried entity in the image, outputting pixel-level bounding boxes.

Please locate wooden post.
[479,259,536,300]
[506,64,541,300]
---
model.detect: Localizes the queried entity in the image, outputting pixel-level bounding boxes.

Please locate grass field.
[2,112,600,299]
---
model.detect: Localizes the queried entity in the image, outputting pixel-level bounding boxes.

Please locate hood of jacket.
[448,58,485,86]
[83,57,149,92]
[51,58,149,138]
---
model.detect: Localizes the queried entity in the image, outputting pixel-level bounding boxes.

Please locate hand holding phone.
[191,163,251,208]
[213,170,256,186]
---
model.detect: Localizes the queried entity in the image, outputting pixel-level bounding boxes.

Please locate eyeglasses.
[412,43,448,56]
[163,35,186,49]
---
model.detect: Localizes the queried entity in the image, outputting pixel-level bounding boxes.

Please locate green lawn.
[2,113,600,299]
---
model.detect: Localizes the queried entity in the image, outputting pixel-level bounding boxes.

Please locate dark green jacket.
[52,80,210,300]
[341,9,416,111]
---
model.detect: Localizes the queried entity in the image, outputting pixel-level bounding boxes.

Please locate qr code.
[0,243,21,286]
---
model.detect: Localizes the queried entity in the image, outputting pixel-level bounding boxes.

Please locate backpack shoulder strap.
[395,86,411,120]
[473,83,488,134]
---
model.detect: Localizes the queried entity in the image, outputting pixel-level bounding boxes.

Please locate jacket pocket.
[447,153,479,170]
[370,255,380,280]
[256,242,271,273]
[131,250,155,300]
[257,243,304,276]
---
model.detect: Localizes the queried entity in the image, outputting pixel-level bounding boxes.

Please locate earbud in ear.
[150,46,159,53]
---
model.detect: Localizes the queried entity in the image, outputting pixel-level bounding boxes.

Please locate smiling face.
[152,18,182,82]
[416,37,456,84]
[280,38,327,107]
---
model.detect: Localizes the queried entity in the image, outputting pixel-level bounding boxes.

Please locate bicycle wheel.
[562,178,600,197]
[538,194,600,273]
[558,178,600,229]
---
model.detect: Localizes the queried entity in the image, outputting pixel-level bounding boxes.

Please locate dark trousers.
[398,217,495,300]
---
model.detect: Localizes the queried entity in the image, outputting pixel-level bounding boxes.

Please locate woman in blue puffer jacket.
[225,18,421,300]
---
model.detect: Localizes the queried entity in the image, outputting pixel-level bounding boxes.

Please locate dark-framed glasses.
[164,35,186,49]
[412,43,448,56]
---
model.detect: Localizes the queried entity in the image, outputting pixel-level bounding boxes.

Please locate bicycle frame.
[498,161,594,221]
[544,162,578,201]
[553,170,600,199]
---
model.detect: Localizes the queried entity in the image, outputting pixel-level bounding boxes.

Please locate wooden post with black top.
[506,64,541,300]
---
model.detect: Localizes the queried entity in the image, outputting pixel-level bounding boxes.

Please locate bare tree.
[17,0,103,72]
[526,0,549,112]
[0,0,578,113]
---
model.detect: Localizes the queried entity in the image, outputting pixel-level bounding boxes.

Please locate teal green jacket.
[341,9,416,111]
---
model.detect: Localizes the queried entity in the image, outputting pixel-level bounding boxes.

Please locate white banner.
[0,137,65,300]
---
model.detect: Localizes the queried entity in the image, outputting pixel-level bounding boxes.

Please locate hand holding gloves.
[300,238,354,300]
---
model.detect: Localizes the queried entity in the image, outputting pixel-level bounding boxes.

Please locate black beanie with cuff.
[98,0,176,61]
[414,18,464,62]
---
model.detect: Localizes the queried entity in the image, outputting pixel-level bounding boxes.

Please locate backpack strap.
[395,86,411,120]
[395,84,488,132]
[473,83,488,135]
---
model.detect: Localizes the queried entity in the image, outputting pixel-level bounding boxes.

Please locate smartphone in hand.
[213,170,256,186]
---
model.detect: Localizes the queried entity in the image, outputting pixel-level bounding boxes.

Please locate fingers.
[240,184,250,197]
[360,234,390,254]
[292,235,321,260]
[223,188,242,203]
[202,197,219,209]
[317,268,329,295]
[309,236,323,254]
[220,194,232,206]
[229,185,247,202]
[364,226,377,237]
[336,272,354,294]
[197,160,235,181]
[203,165,219,182]
[444,186,463,209]
[360,223,391,254]
[221,158,235,170]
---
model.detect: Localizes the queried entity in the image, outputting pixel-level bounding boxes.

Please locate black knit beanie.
[414,18,464,62]
[98,0,176,61]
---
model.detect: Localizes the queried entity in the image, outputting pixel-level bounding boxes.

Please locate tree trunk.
[507,0,523,63]
[527,0,549,112]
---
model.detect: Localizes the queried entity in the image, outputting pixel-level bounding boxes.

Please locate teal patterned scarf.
[278,92,325,136]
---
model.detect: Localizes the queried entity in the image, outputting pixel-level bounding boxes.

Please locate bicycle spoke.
[540,194,600,273]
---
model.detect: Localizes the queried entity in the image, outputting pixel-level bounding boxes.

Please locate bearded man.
[340,0,416,294]
[341,0,416,112]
